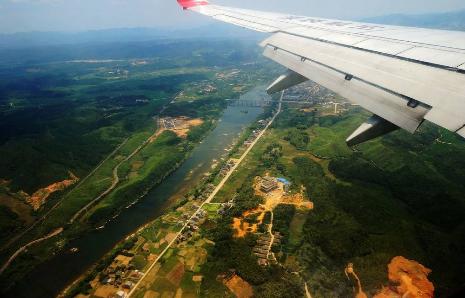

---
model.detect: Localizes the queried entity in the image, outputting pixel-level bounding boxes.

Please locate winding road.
[0,138,131,275]
[0,98,177,277]
[0,228,64,275]
[0,138,129,253]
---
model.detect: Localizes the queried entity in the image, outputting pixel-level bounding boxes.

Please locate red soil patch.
[224,274,253,298]
[374,256,434,298]
[27,172,79,210]
[232,208,265,238]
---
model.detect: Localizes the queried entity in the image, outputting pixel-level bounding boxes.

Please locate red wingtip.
[177,0,209,9]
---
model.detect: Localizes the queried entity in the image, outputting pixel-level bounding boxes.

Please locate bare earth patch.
[159,116,204,138]
[143,290,160,298]
[223,274,254,298]
[26,172,79,210]
[373,256,434,298]
[93,284,118,298]
[345,263,368,298]
[232,178,313,238]
[232,208,265,238]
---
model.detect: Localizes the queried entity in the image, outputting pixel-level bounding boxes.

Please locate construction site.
[232,176,314,267]
[158,116,204,138]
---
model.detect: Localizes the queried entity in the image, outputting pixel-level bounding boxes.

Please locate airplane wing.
[177,0,465,145]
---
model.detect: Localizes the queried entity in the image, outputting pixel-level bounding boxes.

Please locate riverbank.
[0,98,222,293]
[62,90,278,298]
[3,87,270,298]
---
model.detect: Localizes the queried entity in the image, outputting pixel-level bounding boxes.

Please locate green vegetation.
[200,106,465,297]
[272,204,296,247]
[0,38,279,295]
[0,206,21,243]
[283,128,310,150]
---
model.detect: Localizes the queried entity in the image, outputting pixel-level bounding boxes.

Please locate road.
[1,106,172,273]
[0,138,129,253]
[0,97,179,279]
[128,91,283,297]
[70,128,163,223]
[0,228,64,275]
[266,211,275,259]
[305,282,313,298]
[70,100,177,223]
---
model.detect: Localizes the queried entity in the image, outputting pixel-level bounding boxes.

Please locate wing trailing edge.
[177,1,465,145]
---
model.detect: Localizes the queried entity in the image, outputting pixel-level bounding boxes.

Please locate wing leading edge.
[177,0,465,145]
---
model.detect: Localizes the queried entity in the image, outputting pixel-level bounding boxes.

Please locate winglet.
[177,0,209,9]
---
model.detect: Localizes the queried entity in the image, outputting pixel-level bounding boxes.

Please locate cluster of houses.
[324,101,352,114]
[219,160,236,177]
[257,119,268,128]
[253,232,283,266]
[177,208,207,244]
[98,254,144,296]
[198,84,217,95]
[242,117,271,148]
[243,129,262,147]
[217,199,235,215]
[195,183,215,201]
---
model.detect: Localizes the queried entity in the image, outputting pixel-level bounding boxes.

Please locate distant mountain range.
[1,9,464,49]
[362,9,465,31]
[0,24,261,49]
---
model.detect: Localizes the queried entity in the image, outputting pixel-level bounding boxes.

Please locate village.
[73,112,277,298]
[77,189,218,298]
[67,88,287,297]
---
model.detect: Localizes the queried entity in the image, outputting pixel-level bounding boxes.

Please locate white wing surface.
[177,0,465,145]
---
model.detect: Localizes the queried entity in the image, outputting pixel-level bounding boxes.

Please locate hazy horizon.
[1,0,465,34]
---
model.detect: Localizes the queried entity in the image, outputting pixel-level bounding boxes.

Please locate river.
[5,86,268,298]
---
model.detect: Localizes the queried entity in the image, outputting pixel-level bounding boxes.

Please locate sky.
[1,0,465,34]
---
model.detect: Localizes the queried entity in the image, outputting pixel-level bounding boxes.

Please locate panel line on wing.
[392,46,416,56]
[278,31,464,72]
[209,5,465,53]
[262,46,428,132]
[264,43,432,113]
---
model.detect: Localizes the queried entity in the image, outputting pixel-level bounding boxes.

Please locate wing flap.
[179,1,465,141]
[263,45,428,133]
[261,32,465,132]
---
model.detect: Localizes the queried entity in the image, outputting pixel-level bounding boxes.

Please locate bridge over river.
[226,98,314,107]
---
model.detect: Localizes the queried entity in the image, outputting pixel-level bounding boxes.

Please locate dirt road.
[0,228,63,275]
